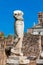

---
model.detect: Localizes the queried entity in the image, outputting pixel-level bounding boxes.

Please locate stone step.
[36,59,43,64]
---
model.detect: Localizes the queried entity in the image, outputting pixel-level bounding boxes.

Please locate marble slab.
[36,59,43,65]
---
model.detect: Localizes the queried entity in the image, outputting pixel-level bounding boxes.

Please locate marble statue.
[11,10,24,56]
[6,10,30,65]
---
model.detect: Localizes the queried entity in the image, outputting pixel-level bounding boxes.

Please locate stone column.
[3,40,7,65]
[38,35,42,58]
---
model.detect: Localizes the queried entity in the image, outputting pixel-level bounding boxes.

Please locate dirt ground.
[28,61,36,65]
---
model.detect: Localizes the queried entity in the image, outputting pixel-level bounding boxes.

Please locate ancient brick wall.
[41,36,43,46]
[0,43,7,65]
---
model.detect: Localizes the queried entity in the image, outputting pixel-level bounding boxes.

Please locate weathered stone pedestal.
[36,59,43,65]
[6,55,30,65]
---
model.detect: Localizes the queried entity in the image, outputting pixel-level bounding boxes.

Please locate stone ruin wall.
[22,33,40,58]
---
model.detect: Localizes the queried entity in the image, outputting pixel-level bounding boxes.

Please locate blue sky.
[0,0,43,36]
